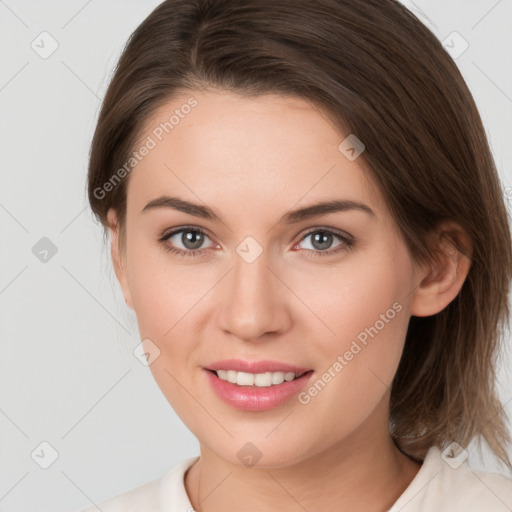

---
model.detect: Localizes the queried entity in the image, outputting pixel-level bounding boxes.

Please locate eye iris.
[183,230,204,250]
[312,231,333,250]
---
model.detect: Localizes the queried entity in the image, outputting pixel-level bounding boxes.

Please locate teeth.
[214,369,304,387]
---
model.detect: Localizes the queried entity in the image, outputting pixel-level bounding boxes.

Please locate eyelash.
[158,225,355,259]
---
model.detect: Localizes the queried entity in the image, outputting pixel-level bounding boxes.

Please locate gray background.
[1,1,511,511]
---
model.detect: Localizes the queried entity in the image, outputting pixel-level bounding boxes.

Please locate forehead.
[126,89,384,220]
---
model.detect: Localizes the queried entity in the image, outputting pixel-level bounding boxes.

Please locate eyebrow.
[141,195,375,224]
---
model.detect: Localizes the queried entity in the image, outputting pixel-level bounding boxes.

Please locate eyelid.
[296,225,354,244]
[160,224,214,241]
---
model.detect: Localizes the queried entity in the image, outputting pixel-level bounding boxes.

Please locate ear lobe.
[410,224,472,318]
[107,208,134,310]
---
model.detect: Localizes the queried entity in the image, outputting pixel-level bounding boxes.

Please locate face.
[109,89,424,468]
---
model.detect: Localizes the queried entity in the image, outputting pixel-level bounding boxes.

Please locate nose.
[216,248,292,342]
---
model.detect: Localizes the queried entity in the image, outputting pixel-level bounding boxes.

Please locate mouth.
[206,368,313,387]
[203,368,314,412]
[203,363,315,411]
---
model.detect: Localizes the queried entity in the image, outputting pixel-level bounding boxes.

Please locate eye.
[158,226,217,258]
[158,226,355,259]
[293,228,355,258]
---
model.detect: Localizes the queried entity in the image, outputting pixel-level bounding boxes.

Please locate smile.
[203,362,314,412]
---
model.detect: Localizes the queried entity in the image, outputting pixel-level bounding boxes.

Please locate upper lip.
[205,359,312,374]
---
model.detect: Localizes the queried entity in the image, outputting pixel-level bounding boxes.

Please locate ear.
[107,208,134,310]
[410,221,473,317]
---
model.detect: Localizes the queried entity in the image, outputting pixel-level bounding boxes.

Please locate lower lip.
[204,369,314,411]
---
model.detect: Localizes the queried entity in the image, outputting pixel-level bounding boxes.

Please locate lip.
[203,360,314,412]
[205,359,312,374]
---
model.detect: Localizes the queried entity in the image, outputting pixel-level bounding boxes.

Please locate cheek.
[298,242,411,341]
[296,245,413,412]
[126,234,210,338]
[126,249,208,422]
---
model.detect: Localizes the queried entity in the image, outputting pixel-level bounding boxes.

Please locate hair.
[87,0,512,467]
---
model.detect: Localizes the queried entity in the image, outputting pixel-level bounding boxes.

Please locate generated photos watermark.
[298,301,403,405]
[93,96,198,200]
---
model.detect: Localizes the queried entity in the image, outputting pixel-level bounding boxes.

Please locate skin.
[107,89,472,511]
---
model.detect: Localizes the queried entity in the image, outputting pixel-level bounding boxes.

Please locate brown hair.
[87,0,512,467]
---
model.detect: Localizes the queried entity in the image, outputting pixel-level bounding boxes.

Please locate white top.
[76,446,512,511]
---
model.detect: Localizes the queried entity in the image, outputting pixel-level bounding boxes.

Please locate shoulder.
[390,446,512,512]
[73,456,199,512]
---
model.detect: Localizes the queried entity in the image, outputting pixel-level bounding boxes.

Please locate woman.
[79,0,512,510]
